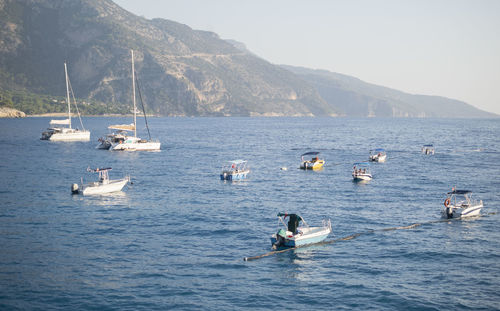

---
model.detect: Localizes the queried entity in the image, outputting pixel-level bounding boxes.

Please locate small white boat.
[109,50,160,151]
[369,148,387,162]
[300,151,325,170]
[72,167,130,195]
[442,188,483,219]
[422,144,435,155]
[41,63,90,141]
[352,162,372,181]
[220,160,250,181]
[96,128,131,150]
[271,213,331,249]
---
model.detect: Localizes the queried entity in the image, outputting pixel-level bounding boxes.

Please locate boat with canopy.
[41,63,90,141]
[300,151,325,170]
[369,148,387,162]
[72,167,130,195]
[270,212,331,249]
[352,162,372,181]
[442,188,483,219]
[422,144,435,155]
[220,160,250,181]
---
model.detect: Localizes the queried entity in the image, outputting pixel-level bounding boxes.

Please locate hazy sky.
[114,0,500,114]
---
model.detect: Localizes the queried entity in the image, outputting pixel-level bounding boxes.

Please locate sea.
[0,117,499,310]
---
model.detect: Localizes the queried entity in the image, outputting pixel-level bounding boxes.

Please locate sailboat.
[110,50,160,151]
[41,63,90,141]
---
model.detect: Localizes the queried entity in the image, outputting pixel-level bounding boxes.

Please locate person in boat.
[287,214,302,234]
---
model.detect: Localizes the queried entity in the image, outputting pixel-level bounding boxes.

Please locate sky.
[113,0,500,115]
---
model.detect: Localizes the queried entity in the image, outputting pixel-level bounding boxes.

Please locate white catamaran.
[107,50,160,151]
[41,63,90,141]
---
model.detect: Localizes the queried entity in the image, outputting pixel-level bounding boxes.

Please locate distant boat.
[72,167,129,195]
[442,188,482,219]
[369,148,387,162]
[352,162,372,182]
[41,63,90,141]
[270,212,331,249]
[220,160,250,181]
[109,50,160,151]
[422,144,435,155]
[300,151,325,170]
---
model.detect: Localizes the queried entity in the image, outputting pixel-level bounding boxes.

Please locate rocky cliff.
[0,0,336,116]
[0,106,26,117]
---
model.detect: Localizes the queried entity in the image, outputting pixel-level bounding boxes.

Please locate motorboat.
[300,151,325,170]
[41,63,90,141]
[270,212,331,249]
[442,188,483,219]
[220,160,250,181]
[352,162,372,181]
[110,50,160,151]
[369,148,387,162]
[422,144,435,155]
[72,167,130,195]
[96,128,131,150]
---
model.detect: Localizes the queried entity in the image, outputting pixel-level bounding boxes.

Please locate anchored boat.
[369,148,387,162]
[220,160,250,181]
[72,167,130,195]
[96,127,132,150]
[41,63,90,141]
[352,162,372,182]
[300,151,325,170]
[442,189,483,219]
[422,144,435,155]
[271,212,331,249]
[109,50,160,151]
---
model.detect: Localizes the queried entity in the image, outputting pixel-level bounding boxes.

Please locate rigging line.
[67,77,85,131]
[134,71,152,140]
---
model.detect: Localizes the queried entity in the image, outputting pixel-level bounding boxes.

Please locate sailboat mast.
[131,50,137,138]
[64,62,72,129]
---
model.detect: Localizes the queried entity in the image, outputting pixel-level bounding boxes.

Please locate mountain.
[0,0,336,116]
[282,66,496,118]
[0,0,494,118]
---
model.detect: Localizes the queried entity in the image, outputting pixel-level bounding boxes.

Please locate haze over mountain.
[281,66,495,118]
[0,0,495,117]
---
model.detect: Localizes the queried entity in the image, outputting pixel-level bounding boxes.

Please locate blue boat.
[220,160,250,181]
[270,212,332,249]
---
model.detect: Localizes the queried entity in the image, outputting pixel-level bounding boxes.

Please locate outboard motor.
[71,183,79,195]
[272,229,286,250]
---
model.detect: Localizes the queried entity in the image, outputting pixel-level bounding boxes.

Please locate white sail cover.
[50,119,70,125]
[108,123,135,131]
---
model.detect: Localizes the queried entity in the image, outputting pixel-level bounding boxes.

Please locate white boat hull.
[369,154,386,162]
[442,202,483,219]
[42,129,90,141]
[353,173,372,181]
[82,178,129,195]
[112,141,161,151]
[270,225,331,248]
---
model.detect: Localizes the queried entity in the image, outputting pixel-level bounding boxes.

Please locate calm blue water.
[0,117,499,310]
